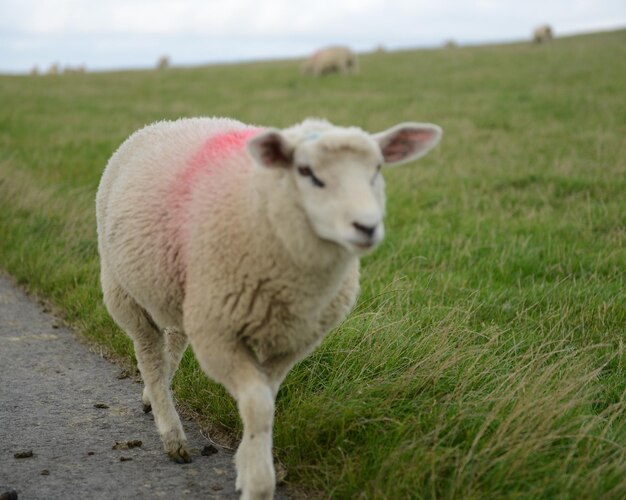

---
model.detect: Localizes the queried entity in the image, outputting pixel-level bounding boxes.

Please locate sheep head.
[247,121,442,255]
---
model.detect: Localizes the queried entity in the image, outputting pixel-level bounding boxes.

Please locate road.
[0,272,287,499]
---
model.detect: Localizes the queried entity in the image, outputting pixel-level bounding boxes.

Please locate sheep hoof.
[168,445,192,464]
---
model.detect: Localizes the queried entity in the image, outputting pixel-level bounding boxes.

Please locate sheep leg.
[132,330,191,463]
[101,273,191,463]
[165,327,189,381]
[191,336,276,500]
[234,378,275,500]
[268,360,296,399]
[142,327,188,412]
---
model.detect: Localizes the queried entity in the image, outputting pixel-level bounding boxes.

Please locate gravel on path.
[0,272,279,499]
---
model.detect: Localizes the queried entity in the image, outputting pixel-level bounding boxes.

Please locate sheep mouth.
[348,238,379,252]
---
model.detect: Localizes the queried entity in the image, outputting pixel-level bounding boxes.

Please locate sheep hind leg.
[164,327,188,385]
[101,275,191,463]
[134,327,191,464]
[142,327,188,413]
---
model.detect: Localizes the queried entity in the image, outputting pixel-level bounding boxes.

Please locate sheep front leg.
[234,380,276,500]
[190,332,276,500]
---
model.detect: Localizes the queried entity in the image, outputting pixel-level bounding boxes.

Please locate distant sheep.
[96,117,442,499]
[157,55,170,70]
[533,24,553,43]
[303,46,358,76]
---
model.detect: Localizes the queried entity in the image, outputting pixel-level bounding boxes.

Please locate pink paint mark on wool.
[174,127,262,205]
[184,128,262,185]
[167,127,262,285]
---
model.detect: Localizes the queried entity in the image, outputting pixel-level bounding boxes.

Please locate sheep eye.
[297,166,313,177]
[297,165,325,188]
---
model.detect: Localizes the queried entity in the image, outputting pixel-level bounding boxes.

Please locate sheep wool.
[96,116,442,499]
[533,24,554,43]
[302,46,358,76]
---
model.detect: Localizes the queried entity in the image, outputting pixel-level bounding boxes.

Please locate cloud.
[1,0,624,39]
[1,0,624,72]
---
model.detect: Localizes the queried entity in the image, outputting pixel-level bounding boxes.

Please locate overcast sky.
[1,0,624,73]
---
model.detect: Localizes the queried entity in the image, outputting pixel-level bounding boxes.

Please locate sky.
[0,0,625,73]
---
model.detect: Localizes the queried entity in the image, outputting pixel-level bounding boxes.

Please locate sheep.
[96,117,442,499]
[47,63,60,75]
[533,24,553,44]
[157,55,170,70]
[302,46,358,76]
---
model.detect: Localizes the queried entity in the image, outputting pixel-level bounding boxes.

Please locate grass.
[1,29,625,498]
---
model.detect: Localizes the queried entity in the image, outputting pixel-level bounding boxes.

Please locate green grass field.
[1,29,625,498]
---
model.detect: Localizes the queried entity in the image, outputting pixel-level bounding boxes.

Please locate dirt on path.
[0,273,287,499]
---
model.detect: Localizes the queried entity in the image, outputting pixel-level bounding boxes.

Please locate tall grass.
[1,29,625,498]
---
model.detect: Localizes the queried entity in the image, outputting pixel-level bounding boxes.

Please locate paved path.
[0,273,285,499]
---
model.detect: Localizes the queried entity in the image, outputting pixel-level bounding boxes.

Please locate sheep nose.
[352,221,377,238]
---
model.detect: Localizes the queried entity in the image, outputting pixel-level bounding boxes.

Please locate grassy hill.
[1,29,625,498]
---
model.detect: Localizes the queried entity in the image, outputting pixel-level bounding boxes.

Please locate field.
[1,29,625,498]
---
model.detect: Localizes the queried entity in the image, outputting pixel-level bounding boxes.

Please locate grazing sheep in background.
[157,55,170,69]
[96,116,442,499]
[302,46,358,76]
[533,24,554,43]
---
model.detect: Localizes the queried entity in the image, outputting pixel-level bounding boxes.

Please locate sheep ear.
[247,130,294,168]
[373,123,442,166]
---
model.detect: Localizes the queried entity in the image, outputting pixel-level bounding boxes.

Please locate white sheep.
[157,55,170,70]
[96,117,442,499]
[302,46,358,76]
[533,24,554,44]
[47,63,60,75]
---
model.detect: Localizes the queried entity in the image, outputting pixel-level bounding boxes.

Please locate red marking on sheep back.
[174,128,261,213]
[168,127,261,282]
[185,128,261,182]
